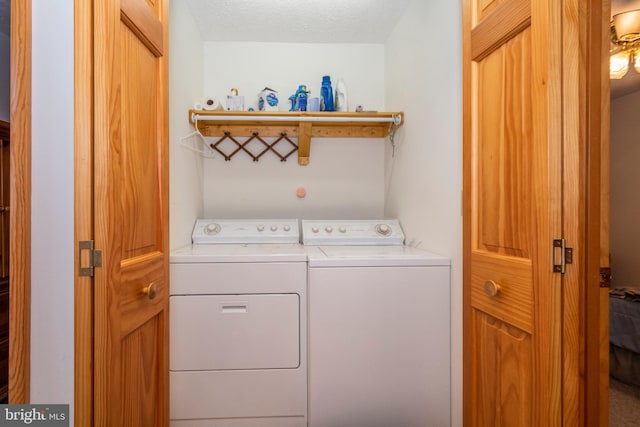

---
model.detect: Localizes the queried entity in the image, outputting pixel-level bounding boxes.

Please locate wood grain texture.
[464,0,565,425]
[74,0,94,423]
[559,0,583,424]
[121,0,163,57]
[191,111,401,165]
[195,123,389,139]
[470,0,531,61]
[121,315,162,426]
[472,311,532,426]
[599,1,611,425]
[94,0,169,424]
[557,0,610,426]
[529,1,564,424]
[121,22,160,259]
[471,253,533,333]
[476,29,532,259]
[93,0,119,421]
[9,0,31,405]
[297,122,312,165]
[584,0,608,424]
[478,0,500,20]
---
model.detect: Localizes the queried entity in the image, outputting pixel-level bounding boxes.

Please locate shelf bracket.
[189,110,405,166]
[298,122,312,165]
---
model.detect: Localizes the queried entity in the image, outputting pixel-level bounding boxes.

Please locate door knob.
[143,282,158,300]
[484,280,500,297]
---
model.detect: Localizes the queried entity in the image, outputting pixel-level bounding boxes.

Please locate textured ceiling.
[0,0,636,97]
[0,0,9,37]
[185,0,411,43]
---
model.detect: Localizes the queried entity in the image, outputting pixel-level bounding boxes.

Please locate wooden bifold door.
[463,0,610,425]
[463,0,564,424]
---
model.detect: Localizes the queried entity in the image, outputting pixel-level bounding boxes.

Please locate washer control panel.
[192,219,300,244]
[301,219,404,245]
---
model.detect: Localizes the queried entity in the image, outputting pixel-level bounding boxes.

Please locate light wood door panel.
[473,312,532,427]
[94,0,169,424]
[476,29,532,259]
[464,0,563,425]
[121,21,161,259]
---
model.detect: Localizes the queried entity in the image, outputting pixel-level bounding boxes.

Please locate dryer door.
[171,294,300,370]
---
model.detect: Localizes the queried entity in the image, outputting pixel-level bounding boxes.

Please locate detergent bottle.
[334,78,348,112]
[320,76,334,111]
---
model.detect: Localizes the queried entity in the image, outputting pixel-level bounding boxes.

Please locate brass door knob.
[484,280,500,297]
[143,282,158,300]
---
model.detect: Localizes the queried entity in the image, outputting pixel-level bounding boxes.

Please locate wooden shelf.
[189,110,404,165]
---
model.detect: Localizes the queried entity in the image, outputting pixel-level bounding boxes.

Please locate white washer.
[303,220,451,427]
[170,219,307,427]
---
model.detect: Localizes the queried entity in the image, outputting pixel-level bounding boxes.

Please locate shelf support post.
[298,122,312,165]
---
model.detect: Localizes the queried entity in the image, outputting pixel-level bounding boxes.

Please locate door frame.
[561,0,610,424]
[583,0,610,424]
[74,0,93,424]
[9,0,32,404]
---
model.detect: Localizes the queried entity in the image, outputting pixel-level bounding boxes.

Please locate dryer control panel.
[192,219,300,244]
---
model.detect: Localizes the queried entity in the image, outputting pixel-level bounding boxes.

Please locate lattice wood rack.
[189,110,404,165]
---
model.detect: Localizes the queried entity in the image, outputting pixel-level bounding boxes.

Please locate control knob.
[204,223,221,235]
[325,226,333,233]
[375,223,392,236]
[270,225,278,232]
[284,225,291,232]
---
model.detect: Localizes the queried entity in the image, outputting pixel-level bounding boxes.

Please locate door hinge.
[600,267,612,288]
[552,239,573,274]
[79,240,102,277]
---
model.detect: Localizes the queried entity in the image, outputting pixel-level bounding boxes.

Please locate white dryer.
[303,219,451,427]
[170,219,307,427]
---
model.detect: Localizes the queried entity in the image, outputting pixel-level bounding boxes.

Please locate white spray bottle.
[334,78,348,112]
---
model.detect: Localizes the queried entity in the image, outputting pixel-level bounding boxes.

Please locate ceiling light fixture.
[610,9,640,79]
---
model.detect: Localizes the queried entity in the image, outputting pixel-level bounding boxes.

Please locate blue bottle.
[320,76,334,111]
[294,85,308,111]
[297,95,307,112]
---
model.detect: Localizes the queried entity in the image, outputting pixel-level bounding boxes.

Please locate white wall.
[611,90,640,288]
[200,42,385,219]
[0,32,9,122]
[170,0,205,249]
[384,1,463,426]
[31,0,75,421]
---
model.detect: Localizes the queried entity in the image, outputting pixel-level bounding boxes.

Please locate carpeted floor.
[610,377,640,426]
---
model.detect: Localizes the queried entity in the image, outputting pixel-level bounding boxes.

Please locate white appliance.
[302,219,451,427]
[170,219,307,427]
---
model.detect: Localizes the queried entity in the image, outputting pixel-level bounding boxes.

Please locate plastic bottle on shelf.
[292,84,309,112]
[320,76,334,111]
[334,78,348,112]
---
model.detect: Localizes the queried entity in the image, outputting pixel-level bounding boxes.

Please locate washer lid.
[302,219,404,245]
[306,245,450,267]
